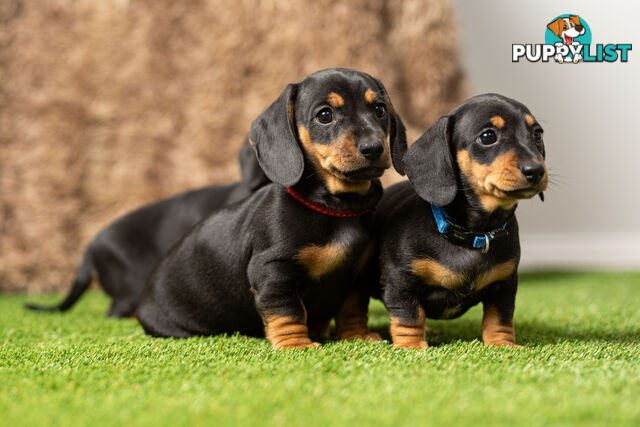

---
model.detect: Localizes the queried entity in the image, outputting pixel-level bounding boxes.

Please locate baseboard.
[519,232,640,271]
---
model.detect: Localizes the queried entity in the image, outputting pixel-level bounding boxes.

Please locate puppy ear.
[238,138,271,191]
[372,78,408,175]
[547,19,562,37]
[569,15,581,26]
[248,83,304,187]
[402,115,457,206]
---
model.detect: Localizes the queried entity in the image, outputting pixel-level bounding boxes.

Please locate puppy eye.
[316,108,334,125]
[533,129,543,143]
[374,103,387,118]
[479,129,497,145]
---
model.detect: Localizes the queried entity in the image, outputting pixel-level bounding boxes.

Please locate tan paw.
[393,340,429,350]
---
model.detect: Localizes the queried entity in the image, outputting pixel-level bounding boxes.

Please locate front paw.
[393,340,429,350]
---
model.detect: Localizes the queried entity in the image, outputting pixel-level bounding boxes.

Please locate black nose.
[520,162,546,184]
[358,141,384,161]
[576,25,584,32]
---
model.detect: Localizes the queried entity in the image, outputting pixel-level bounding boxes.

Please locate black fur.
[136,68,407,348]
[25,176,264,317]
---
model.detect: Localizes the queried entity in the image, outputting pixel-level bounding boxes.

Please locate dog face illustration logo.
[545,14,590,63]
[547,15,585,45]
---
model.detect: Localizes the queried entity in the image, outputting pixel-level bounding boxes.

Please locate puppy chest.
[295,226,371,280]
[410,257,516,292]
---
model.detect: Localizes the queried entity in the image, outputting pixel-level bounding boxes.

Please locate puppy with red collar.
[136,68,407,349]
[372,94,547,349]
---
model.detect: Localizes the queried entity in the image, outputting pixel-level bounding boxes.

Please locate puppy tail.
[24,251,93,313]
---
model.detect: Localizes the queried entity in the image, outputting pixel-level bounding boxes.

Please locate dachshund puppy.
[136,68,407,349]
[374,94,547,349]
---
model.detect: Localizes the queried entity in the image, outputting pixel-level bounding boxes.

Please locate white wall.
[451,0,640,270]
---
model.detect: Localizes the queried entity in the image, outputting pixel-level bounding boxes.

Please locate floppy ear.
[547,19,562,37]
[238,138,271,191]
[569,15,581,26]
[372,78,407,175]
[248,83,304,187]
[402,115,457,206]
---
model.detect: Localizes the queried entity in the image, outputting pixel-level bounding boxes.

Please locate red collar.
[286,187,372,218]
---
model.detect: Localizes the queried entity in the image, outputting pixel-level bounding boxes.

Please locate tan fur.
[327,92,345,108]
[457,150,548,212]
[525,114,535,127]
[390,306,428,349]
[296,242,350,279]
[288,101,295,125]
[476,260,517,290]
[364,89,376,103]
[0,0,465,291]
[411,258,516,290]
[335,292,382,342]
[482,306,519,347]
[411,258,466,289]
[298,126,374,195]
[355,243,374,274]
[490,115,505,129]
[264,314,318,349]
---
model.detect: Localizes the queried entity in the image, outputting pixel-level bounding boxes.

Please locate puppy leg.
[382,274,428,349]
[335,292,382,342]
[388,305,428,349]
[481,275,521,347]
[250,260,319,350]
[263,312,320,350]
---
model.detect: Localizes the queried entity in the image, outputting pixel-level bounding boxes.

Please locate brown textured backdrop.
[0,0,465,292]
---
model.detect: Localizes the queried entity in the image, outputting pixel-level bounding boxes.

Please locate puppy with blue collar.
[372,94,548,349]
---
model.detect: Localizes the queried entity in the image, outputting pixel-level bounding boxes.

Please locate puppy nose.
[576,25,584,32]
[520,162,546,184]
[357,141,384,161]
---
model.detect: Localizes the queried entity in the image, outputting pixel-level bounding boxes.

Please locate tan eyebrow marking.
[525,114,535,126]
[490,115,505,128]
[364,89,376,103]
[327,92,344,108]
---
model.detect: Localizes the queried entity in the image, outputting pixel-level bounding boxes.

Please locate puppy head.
[547,16,585,42]
[249,68,406,193]
[403,94,548,212]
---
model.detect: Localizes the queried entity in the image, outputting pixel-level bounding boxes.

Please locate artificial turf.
[1,272,639,426]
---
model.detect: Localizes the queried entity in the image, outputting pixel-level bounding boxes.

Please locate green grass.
[1,272,640,426]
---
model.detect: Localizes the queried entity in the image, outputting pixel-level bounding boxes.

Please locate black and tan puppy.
[25,143,267,318]
[136,68,406,349]
[374,94,547,349]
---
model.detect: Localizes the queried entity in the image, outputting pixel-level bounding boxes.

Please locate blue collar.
[430,204,509,253]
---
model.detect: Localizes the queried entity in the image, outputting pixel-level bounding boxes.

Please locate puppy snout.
[357,140,384,161]
[576,24,584,33]
[520,162,546,185]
